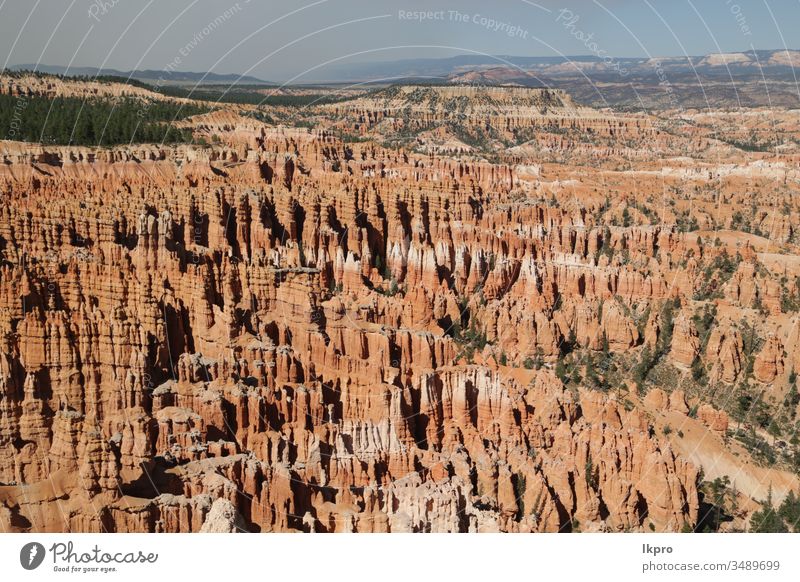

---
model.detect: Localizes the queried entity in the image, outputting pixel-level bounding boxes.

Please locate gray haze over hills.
[7,64,270,85]
[312,49,800,83]
[1,0,798,83]
[8,47,799,109]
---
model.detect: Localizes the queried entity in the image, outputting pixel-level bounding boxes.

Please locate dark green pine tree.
[778,490,800,531]
[749,487,788,532]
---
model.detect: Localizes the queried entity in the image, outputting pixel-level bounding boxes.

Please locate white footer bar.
[2,533,797,581]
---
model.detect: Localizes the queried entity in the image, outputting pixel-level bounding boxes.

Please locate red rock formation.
[754,335,785,384]
[706,322,744,384]
[697,405,729,435]
[1,81,798,533]
[670,315,700,368]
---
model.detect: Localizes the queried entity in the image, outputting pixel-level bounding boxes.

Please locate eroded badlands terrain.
[1,76,799,532]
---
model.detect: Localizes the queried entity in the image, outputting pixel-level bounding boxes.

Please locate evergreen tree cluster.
[1,93,209,146]
[633,297,680,389]
[750,488,800,532]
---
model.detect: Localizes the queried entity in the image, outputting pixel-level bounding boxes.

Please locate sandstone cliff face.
[670,315,699,368]
[754,335,784,384]
[706,323,744,384]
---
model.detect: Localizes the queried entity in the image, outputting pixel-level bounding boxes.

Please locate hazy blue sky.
[0,0,797,81]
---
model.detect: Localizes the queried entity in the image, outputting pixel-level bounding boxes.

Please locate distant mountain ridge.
[8,64,272,85]
[9,50,799,108]
[311,49,800,109]
[315,49,800,83]
[13,49,800,87]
